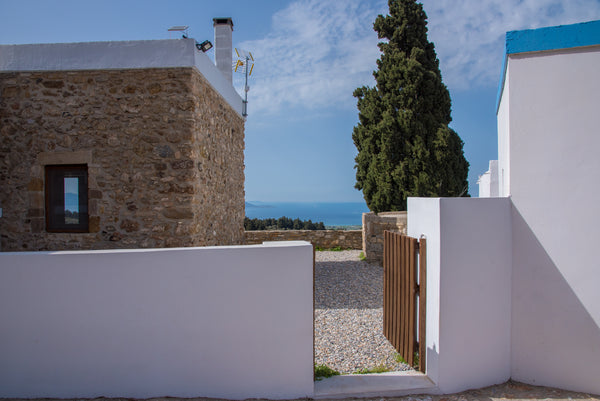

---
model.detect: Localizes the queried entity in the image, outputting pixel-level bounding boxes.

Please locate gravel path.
[314,250,412,374]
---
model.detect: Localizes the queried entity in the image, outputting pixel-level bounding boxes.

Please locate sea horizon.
[245,201,370,227]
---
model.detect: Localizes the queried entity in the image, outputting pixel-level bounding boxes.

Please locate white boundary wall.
[0,242,314,399]
[408,197,512,394]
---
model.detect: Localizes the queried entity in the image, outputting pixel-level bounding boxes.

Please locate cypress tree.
[353,0,469,213]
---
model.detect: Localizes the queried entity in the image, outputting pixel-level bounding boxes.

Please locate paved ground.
[382,380,600,401]
[6,380,598,401]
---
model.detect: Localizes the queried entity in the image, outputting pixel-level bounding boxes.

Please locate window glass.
[45,165,88,232]
[64,176,80,225]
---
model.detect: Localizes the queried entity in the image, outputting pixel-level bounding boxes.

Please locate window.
[45,165,89,232]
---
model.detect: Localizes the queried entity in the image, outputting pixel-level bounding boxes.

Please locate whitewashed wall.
[497,63,511,197]
[505,46,600,394]
[0,242,314,399]
[477,160,499,198]
[408,197,512,394]
[406,24,600,396]
[477,171,491,197]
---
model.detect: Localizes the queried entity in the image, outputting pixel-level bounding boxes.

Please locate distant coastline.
[245,201,369,227]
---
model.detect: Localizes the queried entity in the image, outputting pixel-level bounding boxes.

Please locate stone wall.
[244,230,362,250]
[362,211,407,264]
[0,67,245,251]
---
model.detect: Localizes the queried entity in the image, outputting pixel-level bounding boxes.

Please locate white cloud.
[422,0,600,91]
[236,0,600,115]
[234,0,387,116]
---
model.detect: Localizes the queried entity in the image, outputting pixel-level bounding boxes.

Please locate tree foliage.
[244,217,326,231]
[353,0,469,213]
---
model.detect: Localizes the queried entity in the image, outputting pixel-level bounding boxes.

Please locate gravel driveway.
[314,250,411,374]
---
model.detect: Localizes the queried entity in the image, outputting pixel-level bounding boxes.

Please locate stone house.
[0,19,246,251]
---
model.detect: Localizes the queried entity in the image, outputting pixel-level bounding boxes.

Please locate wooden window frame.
[45,164,89,233]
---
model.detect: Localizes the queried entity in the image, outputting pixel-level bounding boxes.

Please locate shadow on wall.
[511,206,600,392]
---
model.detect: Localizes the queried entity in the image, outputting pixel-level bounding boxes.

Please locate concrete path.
[5,380,599,401]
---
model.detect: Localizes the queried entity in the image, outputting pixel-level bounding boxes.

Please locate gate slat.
[383,231,392,338]
[401,236,408,363]
[397,235,403,354]
[418,237,427,373]
[407,237,415,366]
[398,237,407,360]
[394,233,401,351]
[408,237,416,366]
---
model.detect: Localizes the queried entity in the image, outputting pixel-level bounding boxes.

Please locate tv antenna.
[233,48,254,117]
[168,25,189,38]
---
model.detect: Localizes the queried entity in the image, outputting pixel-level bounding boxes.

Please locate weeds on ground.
[314,364,340,381]
[358,251,366,261]
[394,351,419,368]
[353,364,391,374]
[315,246,347,251]
[394,352,406,364]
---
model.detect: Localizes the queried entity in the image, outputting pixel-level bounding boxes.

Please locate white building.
[477,160,499,197]
[409,19,600,394]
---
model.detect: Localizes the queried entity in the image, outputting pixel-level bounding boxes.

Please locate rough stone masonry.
[0,67,245,251]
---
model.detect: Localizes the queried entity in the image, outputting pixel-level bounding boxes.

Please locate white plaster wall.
[507,46,600,393]
[407,198,441,386]
[477,171,491,198]
[488,160,499,197]
[193,43,243,116]
[0,242,314,399]
[497,64,511,197]
[0,39,244,116]
[478,160,500,198]
[408,197,512,394]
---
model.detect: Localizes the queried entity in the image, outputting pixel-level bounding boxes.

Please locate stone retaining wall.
[362,212,407,264]
[245,230,362,250]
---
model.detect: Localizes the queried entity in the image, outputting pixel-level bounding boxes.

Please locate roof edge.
[0,38,244,117]
[506,19,600,55]
[496,20,600,114]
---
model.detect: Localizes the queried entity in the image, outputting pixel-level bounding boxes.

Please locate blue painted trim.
[496,20,600,114]
[506,20,600,55]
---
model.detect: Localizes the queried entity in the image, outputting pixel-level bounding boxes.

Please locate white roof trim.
[0,38,244,117]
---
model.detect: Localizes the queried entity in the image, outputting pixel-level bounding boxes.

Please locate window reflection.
[63,177,79,225]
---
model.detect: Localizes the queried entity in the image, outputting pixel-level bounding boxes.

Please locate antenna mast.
[233,48,254,117]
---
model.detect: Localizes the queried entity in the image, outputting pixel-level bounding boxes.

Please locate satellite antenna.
[233,48,254,117]
[168,25,189,38]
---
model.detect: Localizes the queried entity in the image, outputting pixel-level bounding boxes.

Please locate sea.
[245,201,370,227]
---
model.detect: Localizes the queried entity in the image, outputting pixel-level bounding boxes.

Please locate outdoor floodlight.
[197,40,213,52]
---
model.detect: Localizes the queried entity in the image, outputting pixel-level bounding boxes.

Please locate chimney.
[213,17,234,84]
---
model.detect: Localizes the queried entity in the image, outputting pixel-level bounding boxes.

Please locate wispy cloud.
[234,0,387,116]
[423,0,600,91]
[236,0,600,115]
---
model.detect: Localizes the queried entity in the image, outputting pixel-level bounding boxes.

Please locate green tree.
[293,218,302,230]
[353,0,469,213]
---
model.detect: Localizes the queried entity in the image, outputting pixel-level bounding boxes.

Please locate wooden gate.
[383,231,426,373]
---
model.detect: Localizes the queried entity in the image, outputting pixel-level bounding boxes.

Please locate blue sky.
[2,0,599,204]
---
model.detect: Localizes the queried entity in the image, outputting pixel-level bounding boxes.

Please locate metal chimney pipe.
[213,17,233,84]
